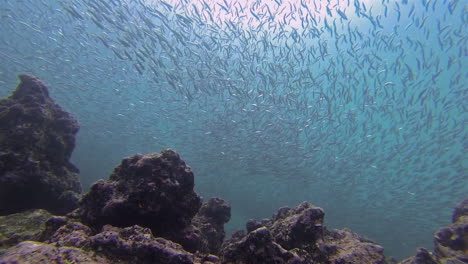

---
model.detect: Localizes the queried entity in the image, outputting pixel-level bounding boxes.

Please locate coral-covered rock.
[0,75,81,215]
[0,209,53,254]
[0,241,109,264]
[77,150,202,237]
[220,226,304,264]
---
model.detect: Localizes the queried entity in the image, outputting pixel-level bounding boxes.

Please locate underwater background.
[0,0,466,260]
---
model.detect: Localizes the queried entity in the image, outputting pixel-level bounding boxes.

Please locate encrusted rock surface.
[221,226,304,264]
[0,75,81,215]
[176,197,232,254]
[0,209,53,255]
[399,198,468,264]
[221,201,387,264]
[76,150,202,238]
[433,199,468,263]
[0,241,109,264]
[324,228,386,264]
[3,215,203,264]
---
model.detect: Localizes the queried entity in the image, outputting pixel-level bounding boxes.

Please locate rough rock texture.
[0,75,81,215]
[222,201,387,264]
[4,214,200,264]
[324,228,386,264]
[176,197,231,254]
[0,209,53,255]
[398,248,438,264]
[269,202,325,251]
[77,150,202,237]
[399,198,468,264]
[0,241,109,264]
[433,198,468,263]
[221,226,304,264]
[87,225,196,264]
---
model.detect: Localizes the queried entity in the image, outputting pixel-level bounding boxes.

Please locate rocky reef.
[0,148,231,264]
[221,202,387,264]
[76,151,203,239]
[0,209,53,255]
[0,75,466,263]
[0,75,81,215]
[399,199,468,264]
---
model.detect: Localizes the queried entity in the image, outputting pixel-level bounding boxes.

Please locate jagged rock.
[0,209,53,255]
[87,225,196,264]
[0,75,81,215]
[398,248,438,264]
[23,215,202,264]
[452,199,468,223]
[269,202,325,250]
[399,198,468,264]
[222,201,387,264]
[220,226,304,264]
[433,199,468,263]
[324,228,386,264]
[76,149,202,237]
[0,241,109,264]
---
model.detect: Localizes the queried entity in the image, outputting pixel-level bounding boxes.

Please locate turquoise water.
[0,0,466,260]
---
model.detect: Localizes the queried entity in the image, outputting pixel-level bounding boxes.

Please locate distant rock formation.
[0,75,81,215]
[399,198,467,264]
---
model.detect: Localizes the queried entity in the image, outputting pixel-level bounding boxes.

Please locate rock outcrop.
[76,150,203,238]
[39,217,197,264]
[0,75,81,215]
[399,198,467,264]
[221,201,387,264]
[176,197,232,254]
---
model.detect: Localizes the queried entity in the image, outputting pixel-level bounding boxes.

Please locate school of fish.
[0,0,466,259]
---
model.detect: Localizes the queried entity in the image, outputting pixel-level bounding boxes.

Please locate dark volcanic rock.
[77,150,202,237]
[0,209,53,255]
[0,75,81,215]
[222,201,387,264]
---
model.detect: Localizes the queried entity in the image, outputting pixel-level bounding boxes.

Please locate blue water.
[0,0,466,260]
